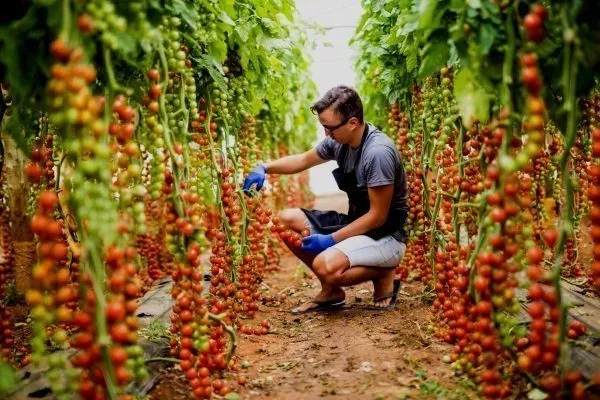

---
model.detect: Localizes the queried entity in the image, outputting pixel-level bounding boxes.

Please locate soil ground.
[149,195,479,400]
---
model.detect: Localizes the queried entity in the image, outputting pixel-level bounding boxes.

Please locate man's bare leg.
[313,249,396,308]
[335,266,396,308]
[278,209,345,312]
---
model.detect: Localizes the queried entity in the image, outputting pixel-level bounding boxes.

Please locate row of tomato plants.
[0,0,316,398]
[353,0,599,399]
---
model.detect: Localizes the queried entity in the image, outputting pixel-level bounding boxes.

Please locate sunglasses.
[322,116,353,133]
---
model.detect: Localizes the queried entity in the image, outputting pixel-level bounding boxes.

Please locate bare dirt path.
[150,195,479,399]
[234,262,473,400]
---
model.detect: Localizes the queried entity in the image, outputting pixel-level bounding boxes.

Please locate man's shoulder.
[316,136,341,152]
[365,124,396,154]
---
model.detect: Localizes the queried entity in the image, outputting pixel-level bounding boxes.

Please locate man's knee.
[277,208,306,231]
[313,251,347,284]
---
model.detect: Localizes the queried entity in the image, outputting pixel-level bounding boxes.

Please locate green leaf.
[192,54,227,92]
[280,1,294,21]
[373,0,386,13]
[479,23,496,55]
[481,1,502,23]
[209,38,228,64]
[418,0,438,28]
[466,0,481,8]
[264,38,290,51]
[219,10,235,25]
[454,68,490,129]
[418,32,449,78]
[0,360,18,396]
[450,0,466,9]
[406,50,418,72]
[527,388,548,400]
[114,32,137,55]
[170,0,198,28]
[236,24,251,43]
[224,392,240,400]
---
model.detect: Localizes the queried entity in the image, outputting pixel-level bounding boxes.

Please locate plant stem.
[208,313,237,364]
[453,125,464,246]
[178,74,191,181]
[552,3,579,381]
[55,154,67,191]
[103,47,121,92]
[157,41,183,217]
[61,0,71,37]
[145,357,180,364]
[428,170,442,280]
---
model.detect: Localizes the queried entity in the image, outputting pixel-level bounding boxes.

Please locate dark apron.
[302,127,407,242]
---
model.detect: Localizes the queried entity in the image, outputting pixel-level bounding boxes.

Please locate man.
[243,86,408,313]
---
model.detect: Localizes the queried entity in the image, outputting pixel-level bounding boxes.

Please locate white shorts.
[307,220,407,268]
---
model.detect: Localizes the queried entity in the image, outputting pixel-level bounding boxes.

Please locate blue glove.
[301,234,336,253]
[242,164,266,196]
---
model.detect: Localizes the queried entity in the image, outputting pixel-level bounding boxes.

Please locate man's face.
[318,108,360,145]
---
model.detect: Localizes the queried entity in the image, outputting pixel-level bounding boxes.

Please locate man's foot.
[290,299,346,315]
[291,288,345,314]
[371,269,398,310]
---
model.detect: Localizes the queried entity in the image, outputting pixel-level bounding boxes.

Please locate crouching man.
[243,86,409,313]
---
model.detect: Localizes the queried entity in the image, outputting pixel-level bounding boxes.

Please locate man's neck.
[349,122,367,148]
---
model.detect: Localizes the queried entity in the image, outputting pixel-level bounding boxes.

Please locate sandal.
[290,299,346,315]
[368,279,401,311]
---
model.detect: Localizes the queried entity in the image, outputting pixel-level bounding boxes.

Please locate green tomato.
[125,359,137,370]
[102,2,115,14]
[66,140,81,156]
[114,17,127,32]
[46,369,60,383]
[128,163,142,178]
[494,312,506,324]
[135,213,146,224]
[515,325,527,338]
[66,368,80,381]
[133,201,145,215]
[53,328,68,345]
[65,108,78,124]
[133,184,147,197]
[48,353,65,368]
[94,143,110,159]
[515,152,530,170]
[136,368,149,381]
[499,155,516,173]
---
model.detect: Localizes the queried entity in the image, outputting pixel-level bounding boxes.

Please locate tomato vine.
[354,0,600,398]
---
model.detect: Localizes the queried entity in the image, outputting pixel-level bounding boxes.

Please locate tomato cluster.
[0,172,14,362]
[26,190,81,398]
[524,4,548,44]
[388,61,598,397]
[2,0,317,398]
[519,54,546,168]
[589,126,600,289]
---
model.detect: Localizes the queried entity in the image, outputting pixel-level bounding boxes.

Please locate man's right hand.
[242,164,266,196]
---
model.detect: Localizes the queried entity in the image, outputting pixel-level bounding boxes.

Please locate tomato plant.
[353,0,600,398]
[0,0,316,398]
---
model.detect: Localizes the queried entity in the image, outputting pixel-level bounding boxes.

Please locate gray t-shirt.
[315,123,409,215]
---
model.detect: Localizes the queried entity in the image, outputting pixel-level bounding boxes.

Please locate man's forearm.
[264,154,308,175]
[331,211,386,243]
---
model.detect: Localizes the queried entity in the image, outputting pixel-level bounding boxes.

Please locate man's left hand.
[301,234,336,253]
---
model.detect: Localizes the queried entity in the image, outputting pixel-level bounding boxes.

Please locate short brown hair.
[310,86,364,123]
